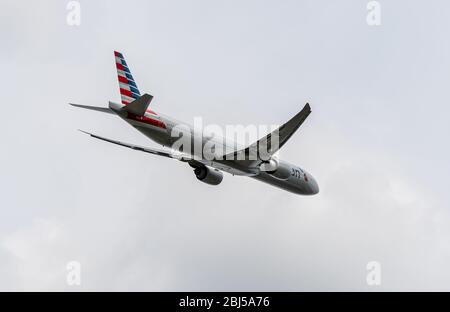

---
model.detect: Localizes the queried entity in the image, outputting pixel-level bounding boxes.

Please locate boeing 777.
[70,51,319,195]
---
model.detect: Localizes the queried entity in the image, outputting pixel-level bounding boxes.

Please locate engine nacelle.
[259,158,279,172]
[194,165,223,185]
[266,161,292,180]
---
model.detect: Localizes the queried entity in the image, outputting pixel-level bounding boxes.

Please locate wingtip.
[69,103,83,108]
[78,129,91,136]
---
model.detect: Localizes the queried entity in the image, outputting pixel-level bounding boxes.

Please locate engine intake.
[193,165,223,185]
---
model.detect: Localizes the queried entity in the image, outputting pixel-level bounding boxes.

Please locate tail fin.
[114,51,141,105]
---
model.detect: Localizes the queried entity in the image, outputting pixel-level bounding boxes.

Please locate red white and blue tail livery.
[115,51,141,105]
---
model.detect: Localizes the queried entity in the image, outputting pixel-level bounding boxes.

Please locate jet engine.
[261,159,291,180]
[193,165,224,185]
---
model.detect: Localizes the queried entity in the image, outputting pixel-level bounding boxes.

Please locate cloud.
[1,218,69,290]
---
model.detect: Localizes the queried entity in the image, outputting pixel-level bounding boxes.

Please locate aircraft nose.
[307,174,319,195]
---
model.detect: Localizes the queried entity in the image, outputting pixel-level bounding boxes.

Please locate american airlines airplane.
[71,51,319,195]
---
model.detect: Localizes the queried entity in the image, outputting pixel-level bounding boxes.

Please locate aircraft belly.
[252,172,310,195]
[204,160,259,176]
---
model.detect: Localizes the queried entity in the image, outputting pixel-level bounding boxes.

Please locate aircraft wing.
[78,130,256,176]
[224,103,311,162]
[78,130,194,162]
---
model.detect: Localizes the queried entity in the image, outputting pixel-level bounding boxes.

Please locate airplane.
[70,51,319,195]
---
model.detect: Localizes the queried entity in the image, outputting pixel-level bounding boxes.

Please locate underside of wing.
[78,130,192,162]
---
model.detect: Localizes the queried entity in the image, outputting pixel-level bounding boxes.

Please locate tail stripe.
[116,63,131,73]
[116,70,135,81]
[117,75,137,88]
[116,70,137,83]
[121,95,135,104]
[129,86,139,94]
[128,80,138,88]
[118,75,128,84]
[120,88,140,99]
[119,84,140,97]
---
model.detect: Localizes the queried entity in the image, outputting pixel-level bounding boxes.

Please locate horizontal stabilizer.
[121,93,153,116]
[69,103,114,115]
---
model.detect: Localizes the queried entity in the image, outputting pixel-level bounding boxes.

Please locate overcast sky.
[1,0,450,291]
